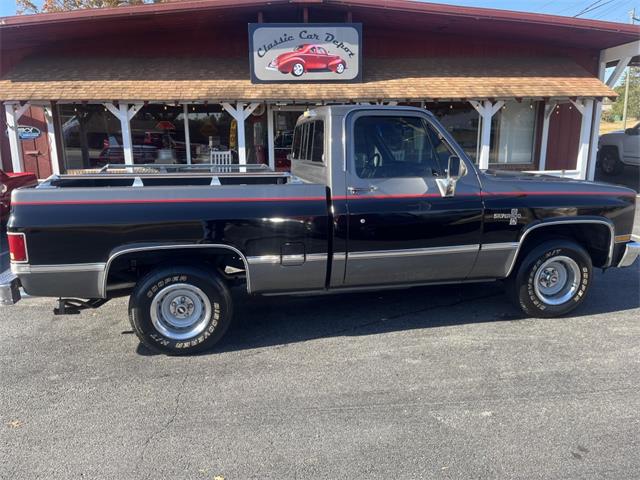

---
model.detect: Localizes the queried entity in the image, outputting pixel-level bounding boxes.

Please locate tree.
[610,67,640,121]
[16,0,167,14]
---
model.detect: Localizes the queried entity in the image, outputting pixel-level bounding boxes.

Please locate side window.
[291,120,325,163]
[311,121,324,162]
[353,116,450,179]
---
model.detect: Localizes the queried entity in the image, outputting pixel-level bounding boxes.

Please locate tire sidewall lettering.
[525,247,589,312]
[143,274,221,349]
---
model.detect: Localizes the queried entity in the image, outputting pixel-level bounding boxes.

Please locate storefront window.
[184,104,233,164]
[129,104,186,165]
[489,101,538,164]
[58,104,122,171]
[273,109,305,171]
[244,104,268,166]
[428,102,480,162]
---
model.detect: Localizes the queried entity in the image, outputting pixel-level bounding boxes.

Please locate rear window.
[291,120,324,163]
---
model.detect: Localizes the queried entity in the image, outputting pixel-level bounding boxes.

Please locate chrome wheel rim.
[533,255,581,306]
[336,63,345,73]
[150,283,211,340]
[293,64,304,76]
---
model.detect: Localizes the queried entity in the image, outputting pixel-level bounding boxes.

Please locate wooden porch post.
[183,103,192,165]
[267,103,275,171]
[571,98,594,180]
[470,100,504,170]
[538,101,557,171]
[222,102,261,172]
[43,102,60,175]
[4,102,30,173]
[104,102,143,167]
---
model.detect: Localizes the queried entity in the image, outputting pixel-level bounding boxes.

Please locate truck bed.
[9,164,331,298]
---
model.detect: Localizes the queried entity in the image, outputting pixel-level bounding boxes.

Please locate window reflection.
[58,104,122,171]
[490,101,538,165]
[427,102,480,162]
[185,104,233,164]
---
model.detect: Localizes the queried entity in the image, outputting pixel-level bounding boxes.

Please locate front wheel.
[128,265,233,355]
[291,63,305,77]
[506,239,592,318]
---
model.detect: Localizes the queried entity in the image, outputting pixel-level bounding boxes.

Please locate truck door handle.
[348,186,378,195]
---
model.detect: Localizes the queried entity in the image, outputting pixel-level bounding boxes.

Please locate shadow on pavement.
[136,265,640,356]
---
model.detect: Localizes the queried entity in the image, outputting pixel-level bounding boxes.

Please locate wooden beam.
[4,103,26,173]
[183,103,192,165]
[538,101,557,171]
[43,103,60,176]
[267,103,275,171]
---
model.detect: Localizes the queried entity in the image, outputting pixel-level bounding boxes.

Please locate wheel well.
[515,222,612,270]
[104,247,247,297]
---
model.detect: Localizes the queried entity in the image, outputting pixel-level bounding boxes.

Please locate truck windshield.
[353,115,450,179]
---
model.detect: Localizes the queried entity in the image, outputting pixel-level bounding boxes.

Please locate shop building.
[0,0,638,180]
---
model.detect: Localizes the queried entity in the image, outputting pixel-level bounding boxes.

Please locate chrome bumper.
[0,269,21,306]
[617,239,640,268]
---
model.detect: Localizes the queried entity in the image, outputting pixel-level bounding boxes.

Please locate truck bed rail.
[40,164,292,188]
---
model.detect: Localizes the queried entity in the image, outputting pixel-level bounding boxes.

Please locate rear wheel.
[128,265,233,355]
[335,63,345,74]
[506,239,592,318]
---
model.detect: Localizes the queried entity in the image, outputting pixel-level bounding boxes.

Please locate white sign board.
[249,23,362,83]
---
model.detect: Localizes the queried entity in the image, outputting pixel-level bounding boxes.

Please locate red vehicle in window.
[268,44,347,77]
[0,169,37,221]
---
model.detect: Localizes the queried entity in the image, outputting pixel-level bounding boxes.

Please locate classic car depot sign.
[249,23,362,83]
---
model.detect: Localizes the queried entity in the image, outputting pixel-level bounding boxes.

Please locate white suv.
[598,122,640,175]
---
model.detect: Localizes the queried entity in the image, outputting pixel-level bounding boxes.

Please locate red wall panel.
[18,106,53,178]
[546,104,582,171]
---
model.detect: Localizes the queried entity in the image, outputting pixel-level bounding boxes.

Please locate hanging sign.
[249,23,362,83]
[18,126,42,140]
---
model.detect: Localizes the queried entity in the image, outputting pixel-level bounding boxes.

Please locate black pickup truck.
[3,105,639,355]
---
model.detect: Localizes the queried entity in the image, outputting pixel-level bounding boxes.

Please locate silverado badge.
[493,208,523,226]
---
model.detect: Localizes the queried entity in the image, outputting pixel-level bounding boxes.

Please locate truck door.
[343,110,483,287]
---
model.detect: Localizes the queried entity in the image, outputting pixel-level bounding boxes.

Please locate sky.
[0,0,637,22]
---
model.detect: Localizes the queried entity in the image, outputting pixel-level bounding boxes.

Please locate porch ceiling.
[0,55,616,102]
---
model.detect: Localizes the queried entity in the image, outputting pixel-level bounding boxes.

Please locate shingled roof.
[0,55,616,102]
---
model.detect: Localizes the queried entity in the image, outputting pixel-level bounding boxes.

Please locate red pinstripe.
[11,190,635,206]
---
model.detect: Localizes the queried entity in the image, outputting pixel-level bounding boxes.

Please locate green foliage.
[610,67,640,120]
[16,0,167,14]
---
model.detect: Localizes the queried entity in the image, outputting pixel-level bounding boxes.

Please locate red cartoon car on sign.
[267,44,347,77]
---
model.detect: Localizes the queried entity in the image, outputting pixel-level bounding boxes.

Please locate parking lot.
[1,191,639,480]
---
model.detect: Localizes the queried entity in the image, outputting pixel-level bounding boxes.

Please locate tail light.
[7,233,28,263]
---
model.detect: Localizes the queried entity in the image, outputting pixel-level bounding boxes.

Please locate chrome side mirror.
[436,155,461,197]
